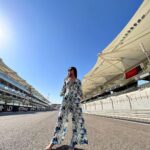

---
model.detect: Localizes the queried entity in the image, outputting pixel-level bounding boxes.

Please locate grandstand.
[81,0,150,121]
[0,58,51,112]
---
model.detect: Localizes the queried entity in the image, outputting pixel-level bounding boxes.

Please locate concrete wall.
[82,87,150,117]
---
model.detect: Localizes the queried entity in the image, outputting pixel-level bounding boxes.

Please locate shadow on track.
[53,145,84,150]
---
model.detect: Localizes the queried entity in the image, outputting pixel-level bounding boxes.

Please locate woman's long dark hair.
[68,66,77,78]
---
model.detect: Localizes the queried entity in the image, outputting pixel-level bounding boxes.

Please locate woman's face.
[68,69,75,78]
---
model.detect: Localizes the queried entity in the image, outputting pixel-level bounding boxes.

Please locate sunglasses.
[68,68,72,71]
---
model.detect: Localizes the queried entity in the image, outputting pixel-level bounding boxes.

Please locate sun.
[0,22,10,41]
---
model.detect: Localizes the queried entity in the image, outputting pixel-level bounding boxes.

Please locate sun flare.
[0,19,12,49]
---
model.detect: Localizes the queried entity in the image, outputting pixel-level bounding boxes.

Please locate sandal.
[45,143,54,150]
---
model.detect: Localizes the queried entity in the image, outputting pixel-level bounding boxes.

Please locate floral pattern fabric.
[50,77,88,148]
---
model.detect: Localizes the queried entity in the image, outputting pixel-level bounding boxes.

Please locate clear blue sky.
[0,0,143,104]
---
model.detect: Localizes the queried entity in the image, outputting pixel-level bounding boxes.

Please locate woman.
[45,66,88,150]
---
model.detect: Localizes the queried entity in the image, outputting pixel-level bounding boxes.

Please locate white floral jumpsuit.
[50,77,88,148]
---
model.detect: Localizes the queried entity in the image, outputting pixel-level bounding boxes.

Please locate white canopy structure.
[82,0,150,99]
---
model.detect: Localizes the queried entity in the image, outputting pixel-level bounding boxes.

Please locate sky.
[0,0,143,104]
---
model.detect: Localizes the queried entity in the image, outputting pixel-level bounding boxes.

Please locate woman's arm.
[60,79,66,96]
[77,80,83,100]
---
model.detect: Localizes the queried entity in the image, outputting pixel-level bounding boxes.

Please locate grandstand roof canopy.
[82,0,150,98]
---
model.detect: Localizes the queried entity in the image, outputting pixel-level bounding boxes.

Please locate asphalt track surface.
[0,111,150,150]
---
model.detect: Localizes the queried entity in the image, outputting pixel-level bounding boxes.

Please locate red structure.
[125,65,142,79]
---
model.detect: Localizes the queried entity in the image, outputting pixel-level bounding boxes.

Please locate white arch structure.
[82,0,150,99]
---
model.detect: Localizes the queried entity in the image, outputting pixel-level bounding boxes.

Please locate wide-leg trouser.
[50,95,88,148]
